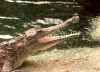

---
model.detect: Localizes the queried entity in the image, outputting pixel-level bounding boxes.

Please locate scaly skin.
[0,16,80,72]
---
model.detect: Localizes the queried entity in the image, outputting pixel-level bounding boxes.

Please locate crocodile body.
[0,16,80,72]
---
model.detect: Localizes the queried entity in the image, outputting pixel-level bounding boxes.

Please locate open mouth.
[36,16,80,43]
[38,37,57,43]
[38,32,80,43]
[38,35,65,43]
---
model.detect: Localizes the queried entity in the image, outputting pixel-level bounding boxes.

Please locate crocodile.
[0,16,80,72]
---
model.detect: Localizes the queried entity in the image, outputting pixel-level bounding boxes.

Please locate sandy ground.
[17,47,100,72]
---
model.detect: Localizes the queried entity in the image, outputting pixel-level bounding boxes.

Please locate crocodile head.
[24,16,80,52]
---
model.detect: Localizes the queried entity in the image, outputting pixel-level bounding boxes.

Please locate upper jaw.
[34,16,79,40]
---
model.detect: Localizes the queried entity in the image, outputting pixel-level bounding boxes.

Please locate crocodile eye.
[34,26,43,33]
[37,30,43,33]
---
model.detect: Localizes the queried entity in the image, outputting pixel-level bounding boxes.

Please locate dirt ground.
[18,47,100,72]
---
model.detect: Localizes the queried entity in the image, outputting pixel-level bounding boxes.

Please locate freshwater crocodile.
[0,16,80,72]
